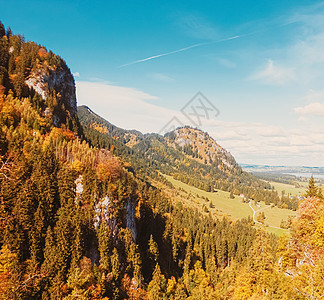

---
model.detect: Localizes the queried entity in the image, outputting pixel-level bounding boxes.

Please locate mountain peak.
[165,126,238,171]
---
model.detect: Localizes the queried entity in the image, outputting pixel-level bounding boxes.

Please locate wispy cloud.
[73,72,80,78]
[176,14,220,40]
[216,57,237,68]
[148,73,174,82]
[250,60,296,85]
[119,35,241,68]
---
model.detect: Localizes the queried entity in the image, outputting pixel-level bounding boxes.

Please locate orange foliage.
[37,47,48,58]
[95,150,122,181]
[48,127,75,141]
[293,196,323,242]
[121,274,148,300]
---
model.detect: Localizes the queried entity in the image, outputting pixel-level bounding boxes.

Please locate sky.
[2,0,324,166]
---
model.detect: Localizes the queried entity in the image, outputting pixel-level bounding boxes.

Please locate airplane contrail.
[118,35,242,68]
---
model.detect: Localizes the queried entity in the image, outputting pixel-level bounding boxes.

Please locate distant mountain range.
[241,163,324,175]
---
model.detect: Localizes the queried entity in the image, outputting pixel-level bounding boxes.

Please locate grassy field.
[159,175,295,236]
[270,181,305,196]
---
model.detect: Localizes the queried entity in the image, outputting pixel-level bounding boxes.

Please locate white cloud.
[73,72,80,78]
[203,118,324,166]
[294,102,324,116]
[76,81,181,133]
[298,116,308,122]
[250,60,296,85]
[254,126,285,137]
[304,89,324,103]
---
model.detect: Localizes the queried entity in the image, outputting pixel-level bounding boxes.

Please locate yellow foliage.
[0,245,18,299]
[166,276,177,296]
[314,212,324,247]
[90,122,108,134]
[71,160,83,173]
[233,268,256,300]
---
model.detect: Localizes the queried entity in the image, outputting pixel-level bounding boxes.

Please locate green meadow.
[162,175,295,236]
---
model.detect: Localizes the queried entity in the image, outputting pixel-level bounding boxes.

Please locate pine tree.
[0,245,20,299]
[42,226,56,277]
[306,176,318,197]
[148,263,166,300]
[111,248,120,281]
[248,231,274,295]
[0,22,5,39]
[98,222,111,271]
[183,239,192,280]
[148,234,159,262]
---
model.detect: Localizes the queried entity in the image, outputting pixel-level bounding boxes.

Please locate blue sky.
[2,1,324,166]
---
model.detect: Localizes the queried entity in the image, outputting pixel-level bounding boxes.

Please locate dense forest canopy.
[0,21,323,299]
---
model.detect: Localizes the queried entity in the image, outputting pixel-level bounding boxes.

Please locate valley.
[157,174,295,236]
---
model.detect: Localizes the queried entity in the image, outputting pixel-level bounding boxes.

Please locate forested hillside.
[0,22,323,299]
[78,105,298,210]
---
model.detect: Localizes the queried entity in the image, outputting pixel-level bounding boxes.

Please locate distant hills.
[241,163,324,176]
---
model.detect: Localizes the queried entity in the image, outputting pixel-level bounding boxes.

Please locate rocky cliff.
[0,32,78,129]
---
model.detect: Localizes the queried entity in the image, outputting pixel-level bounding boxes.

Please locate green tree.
[306,176,318,197]
[0,22,5,38]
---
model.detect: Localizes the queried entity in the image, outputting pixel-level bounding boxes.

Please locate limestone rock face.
[25,59,77,125]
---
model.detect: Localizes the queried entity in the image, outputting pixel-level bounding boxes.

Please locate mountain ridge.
[78,105,244,179]
[78,105,292,210]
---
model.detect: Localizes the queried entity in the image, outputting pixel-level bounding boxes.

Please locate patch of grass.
[249,201,295,228]
[270,181,305,196]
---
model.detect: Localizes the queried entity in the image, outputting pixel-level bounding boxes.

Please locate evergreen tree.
[148,263,166,300]
[0,22,5,39]
[98,222,111,271]
[148,234,159,262]
[306,176,318,197]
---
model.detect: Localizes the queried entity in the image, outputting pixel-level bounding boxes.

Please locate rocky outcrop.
[25,56,77,125]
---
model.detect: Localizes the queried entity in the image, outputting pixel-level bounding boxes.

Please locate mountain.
[78,105,242,176]
[165,126,240,173]
[78,106,238,174]
[78,105,288,207]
